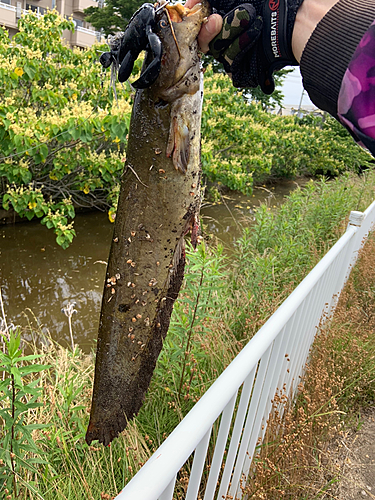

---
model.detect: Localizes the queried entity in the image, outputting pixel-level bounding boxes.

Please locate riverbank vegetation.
[245,223,375,499]
[0,11,131,248]
[202,69,373,193]
[1,13,373,247]
[1,171,375,498]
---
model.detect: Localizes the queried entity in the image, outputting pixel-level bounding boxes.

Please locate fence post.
[347,210,365,230]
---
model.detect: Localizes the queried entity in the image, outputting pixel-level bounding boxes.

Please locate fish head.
[165,2,210,48]
[148,1,210,101]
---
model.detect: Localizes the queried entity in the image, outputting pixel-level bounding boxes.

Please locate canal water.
[0,181,303,352]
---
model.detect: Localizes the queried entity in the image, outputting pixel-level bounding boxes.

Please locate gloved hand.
[208,0,304,93]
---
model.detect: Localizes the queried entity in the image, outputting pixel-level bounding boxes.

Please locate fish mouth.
[165,2,202,23]
[185,3,203,16]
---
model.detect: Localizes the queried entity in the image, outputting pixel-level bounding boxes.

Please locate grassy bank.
[1,171,375,499]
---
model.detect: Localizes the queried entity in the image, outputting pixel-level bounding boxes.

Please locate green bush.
[202,68,373,192]
[226,172,375,338]
[0,10,133,248]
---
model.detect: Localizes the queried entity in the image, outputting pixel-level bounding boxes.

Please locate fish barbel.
[86,1,210,446]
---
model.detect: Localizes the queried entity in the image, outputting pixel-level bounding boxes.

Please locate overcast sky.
[280,67,314,107]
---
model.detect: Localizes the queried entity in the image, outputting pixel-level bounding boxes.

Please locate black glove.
[208,0,304,93]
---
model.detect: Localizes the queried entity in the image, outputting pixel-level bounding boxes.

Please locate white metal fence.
[116,201,375,500]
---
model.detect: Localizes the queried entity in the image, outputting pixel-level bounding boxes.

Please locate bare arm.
[291,0,340,62]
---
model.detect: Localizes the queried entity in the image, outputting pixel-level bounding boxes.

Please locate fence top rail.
[116,223,359,499]
[364,199,375,218]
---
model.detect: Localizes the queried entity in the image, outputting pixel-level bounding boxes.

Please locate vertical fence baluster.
[290,282,322,389]
[203,391,237,500]
[295,252,343,388]
[273,313,298,424]
[225,343,274,498]
[328,252,346,314]
[277,312,297,389]
[317,252,341,322]
[158,475,177,500]
[259,324,294,442]
[329,232,356,314]
[237,328,288,495]
[216,367,257,500]
[277,306,308,416]
[185,428,212,500]
[359,202,375,239]
[283,299,309,398]
[304,257,341,356]
[323,253,342,319]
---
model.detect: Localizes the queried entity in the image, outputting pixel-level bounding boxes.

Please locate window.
[25,4,47,14]
[73,18,83,28]
[26,3,37,11]
[0,0,12,6]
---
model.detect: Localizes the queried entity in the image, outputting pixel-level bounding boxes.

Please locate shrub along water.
[201,68,373,193]
[0,11,133,248]
[1,11,373,248]
[1,172,375,498]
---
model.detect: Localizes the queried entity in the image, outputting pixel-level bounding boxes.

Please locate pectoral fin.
[166,100,191,174]
[166,115,190,174]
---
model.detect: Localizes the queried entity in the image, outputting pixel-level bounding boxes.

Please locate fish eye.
[159,19,168,28]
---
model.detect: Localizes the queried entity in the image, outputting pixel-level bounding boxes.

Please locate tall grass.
[1,171,375,498]
[226,172,375,340]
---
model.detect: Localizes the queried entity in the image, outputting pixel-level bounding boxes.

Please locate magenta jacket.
[300,0,375,155]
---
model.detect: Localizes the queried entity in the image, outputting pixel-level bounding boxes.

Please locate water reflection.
[0,211,112,351]
[0,181,302,352]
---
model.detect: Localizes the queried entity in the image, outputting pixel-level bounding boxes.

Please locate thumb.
[198,14,223,53]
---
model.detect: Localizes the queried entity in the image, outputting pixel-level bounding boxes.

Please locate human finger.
[197,13,222,53]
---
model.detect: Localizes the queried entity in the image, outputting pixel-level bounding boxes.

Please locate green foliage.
[1,15,373,250]
[84,0,144,35]
[0,332,155,499]
[159,242,227,396]
[0,328,49,499]
[0,10,132,247]
[227,174,375,339]
[201,68,373,193]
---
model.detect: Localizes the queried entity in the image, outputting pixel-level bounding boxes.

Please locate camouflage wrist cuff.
[209,4,261,69]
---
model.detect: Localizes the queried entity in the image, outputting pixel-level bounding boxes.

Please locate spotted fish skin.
[86,1,210,447]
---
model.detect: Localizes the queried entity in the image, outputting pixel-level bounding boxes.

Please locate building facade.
[0,0,100,48]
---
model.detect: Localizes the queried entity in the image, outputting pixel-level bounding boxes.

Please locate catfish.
[86,1,210,446]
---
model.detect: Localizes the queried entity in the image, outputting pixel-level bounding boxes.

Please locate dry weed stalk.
[243,233,375,500]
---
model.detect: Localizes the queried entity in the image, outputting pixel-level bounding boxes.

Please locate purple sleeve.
[338,20,375,155]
